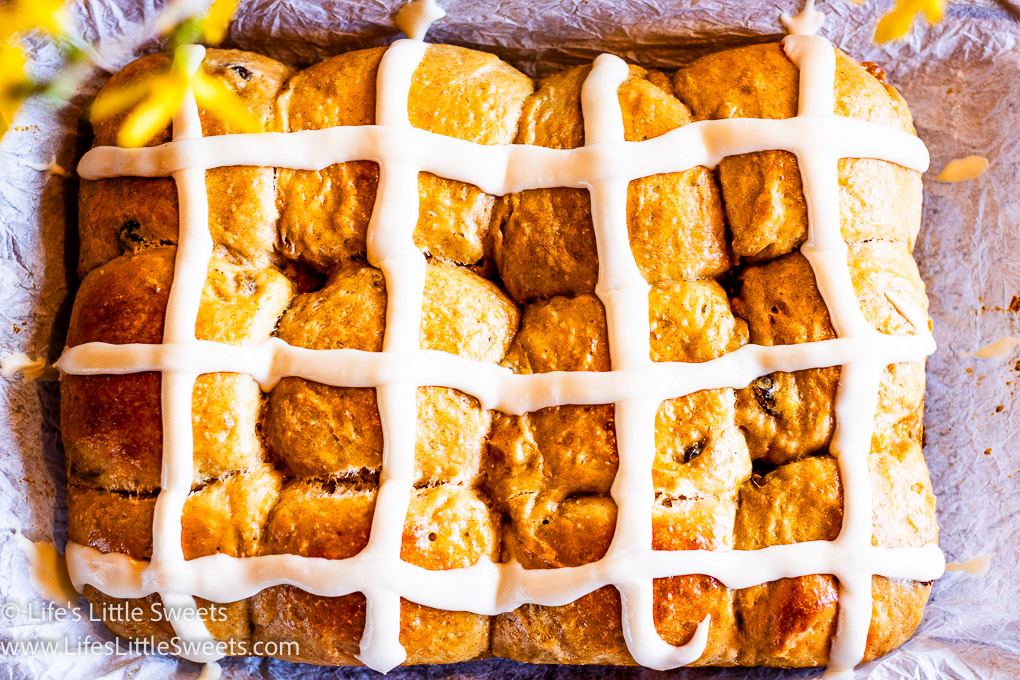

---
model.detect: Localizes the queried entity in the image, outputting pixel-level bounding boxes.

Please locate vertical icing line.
[394,0,446,41]
[796,151,875,339]
[784,28,874,339]
[824,362,884,676]
[606,399,657,556]
[163,45,214,346]
[782,4,883,675]
[148,44,223,664]
[618,580,711,671]
[581,53,649,370]
[787,36,834,117]
[581,54,628,144]
[608,396,711,669]
[780,0,825,37]
[580,52,710,668]
[354,36,429,673]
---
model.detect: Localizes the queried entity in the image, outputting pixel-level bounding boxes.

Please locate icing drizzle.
[394,0,446,41]
[0,352,58,382]
[12,533,79,610]
[60,3,945,675]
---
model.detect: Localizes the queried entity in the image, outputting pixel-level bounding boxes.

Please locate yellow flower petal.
[875,0,946,43]
[90,76,161,121]
[0,43,27,87]
[0,0,68,42]
[201,0,241,44]
[922,0,946,22]
[117,77,188,147]
[21,0,68,36]
[1,95,22,136]
[0,43,29,138]
[0,11,15,43]
[874,6,916,42]
[191,70,260,133]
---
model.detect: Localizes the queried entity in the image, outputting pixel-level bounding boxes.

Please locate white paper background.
[1,0,1018,678]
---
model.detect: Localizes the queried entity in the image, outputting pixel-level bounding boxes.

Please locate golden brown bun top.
[67,247,294,348]
[280,44,531,143]
[265,260,517,485]
[80,50,293,276]
[264,482,497,570]
[514,62,693,149]
[68,466,283,562]
[735,442,937,551]
[503,279,748,377]
[672,43,922,262]
[674,43,914,131]
[734,240,928,349]
[63,249,293,493]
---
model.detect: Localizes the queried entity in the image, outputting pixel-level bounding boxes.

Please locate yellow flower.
[164,0,241,46]
[90,0,248,149]
[91,51,260,148]
[200,0,241,44]
[874,0,946,43]
[0,0,68,43]
[0,42,29,138]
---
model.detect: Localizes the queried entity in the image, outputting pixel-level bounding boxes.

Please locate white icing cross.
[60,3,946,675]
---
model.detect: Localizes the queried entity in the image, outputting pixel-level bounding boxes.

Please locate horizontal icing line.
[55,333,935,414]
[76,116,929,191]
[66,541,945,612]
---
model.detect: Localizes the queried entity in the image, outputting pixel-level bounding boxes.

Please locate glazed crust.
[67,37,937,670]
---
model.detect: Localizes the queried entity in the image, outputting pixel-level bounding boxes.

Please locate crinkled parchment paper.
[1,0,1018,677]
